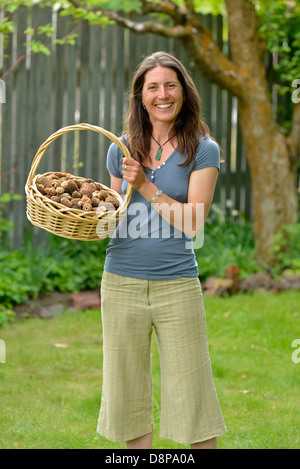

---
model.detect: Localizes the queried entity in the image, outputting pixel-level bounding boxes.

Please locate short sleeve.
[106,142,124,178]
[193,137,220,172]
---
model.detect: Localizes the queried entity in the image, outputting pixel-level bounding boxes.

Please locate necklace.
[151,135,171,161]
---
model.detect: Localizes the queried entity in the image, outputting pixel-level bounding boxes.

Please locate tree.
[2,0,299,266]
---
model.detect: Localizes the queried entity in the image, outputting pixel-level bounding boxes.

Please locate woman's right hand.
[122,157,148,191]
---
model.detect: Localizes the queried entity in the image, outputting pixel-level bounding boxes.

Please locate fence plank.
[56,10,79,175]
[12,7,29,247]
[78,20,90,178]
[52,11,67,172]
[101,25,114,187]
[0,13,13,247]
[28,6,53,176]
[115,25,125,137]
[89,24,102,182]
[65,28,77,174]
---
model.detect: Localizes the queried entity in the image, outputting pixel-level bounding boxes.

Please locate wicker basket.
[25,123,132,241]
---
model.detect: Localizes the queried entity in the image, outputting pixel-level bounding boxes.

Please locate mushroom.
[79,184,94,198]
[37,176,52,188]
[81,196,91,204]
[36,172,113,213]
[72,190,81,199]
[54,172,68,178]
[51,180,62,189]
[106,195,119,208]
[98,201,116,212]
[44,187,57,197]
[98,190,108,201]
[82,202,93,211]
[61,179,78,195]
[60,197,73,208]
[91,197,100,207]
[37,184,46,195]
[71,198,81,209]
[56,187,64,196]
[59,192,72,200]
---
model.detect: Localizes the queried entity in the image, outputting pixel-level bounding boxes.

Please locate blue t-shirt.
[104,136,220,279]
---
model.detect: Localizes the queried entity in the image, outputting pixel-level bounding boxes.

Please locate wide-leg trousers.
[97,271,226,445]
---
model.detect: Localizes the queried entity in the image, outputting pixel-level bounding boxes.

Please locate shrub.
[0,232,109,308]
[269,223,300,276]
[196,203,261,279]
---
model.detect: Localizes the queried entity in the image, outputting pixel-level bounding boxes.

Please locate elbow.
[182,203,205,238]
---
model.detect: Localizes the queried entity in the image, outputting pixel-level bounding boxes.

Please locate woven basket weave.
[25,123,132,241]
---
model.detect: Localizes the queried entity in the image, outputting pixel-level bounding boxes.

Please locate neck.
[151,123,174,143]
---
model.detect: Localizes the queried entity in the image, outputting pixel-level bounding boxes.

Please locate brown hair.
[124,51,211,168]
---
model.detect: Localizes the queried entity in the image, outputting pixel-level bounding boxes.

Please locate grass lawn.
[0,291,299,449]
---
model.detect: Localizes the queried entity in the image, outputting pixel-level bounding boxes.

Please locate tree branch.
[225,0,266,69]
[66,0,244,96]
[103,10,189,38]
[183,0,196,15]
[141,1,185,24]
[178,31,244,97]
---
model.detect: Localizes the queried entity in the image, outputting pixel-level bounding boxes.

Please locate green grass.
[0,291,299,449]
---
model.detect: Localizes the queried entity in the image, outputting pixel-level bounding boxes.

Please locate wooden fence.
[0,6,251,248]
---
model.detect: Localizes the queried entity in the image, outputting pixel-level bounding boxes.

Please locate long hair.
[124,51,211,168]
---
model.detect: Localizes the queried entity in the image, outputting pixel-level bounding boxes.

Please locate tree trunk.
[238,94,297,264]
[180,27,298,264]
[223,0,298,264]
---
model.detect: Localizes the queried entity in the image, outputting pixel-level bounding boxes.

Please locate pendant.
[155,147,163,161]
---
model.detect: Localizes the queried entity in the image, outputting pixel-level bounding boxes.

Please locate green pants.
[97,271,226,445]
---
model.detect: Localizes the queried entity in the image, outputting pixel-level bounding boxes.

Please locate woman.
[97,52,226,449]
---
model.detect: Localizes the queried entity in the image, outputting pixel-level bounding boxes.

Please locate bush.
[0,232,109,309]
[0,305,16,327]
[196,203,261,279]
[269,223,300,276]
[0,193,23,243]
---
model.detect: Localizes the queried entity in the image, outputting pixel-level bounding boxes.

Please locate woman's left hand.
[122,157,148,191]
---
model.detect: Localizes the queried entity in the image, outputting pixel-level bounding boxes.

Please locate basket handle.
[26,123,132,201]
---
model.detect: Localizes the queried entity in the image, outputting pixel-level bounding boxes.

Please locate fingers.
[122,157,131,170]
[121,157,146,190]
[122,158,135,182]
[122,157,137,174]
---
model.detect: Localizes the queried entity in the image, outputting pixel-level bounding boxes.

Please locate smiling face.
[142,66,184,127]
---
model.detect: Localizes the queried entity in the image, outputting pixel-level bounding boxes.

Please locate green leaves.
[24,20,78,55]
[192,0,226,15]
[24,39,51,55]
[0,193,23,242]
[270,223,300,276]
[0,17,14,35]
[0,235,109,308]
[256,0,300,88]
[85,0,141,13]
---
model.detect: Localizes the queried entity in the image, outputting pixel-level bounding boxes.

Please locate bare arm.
[121,158,218,237]
[110,174,123,195]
